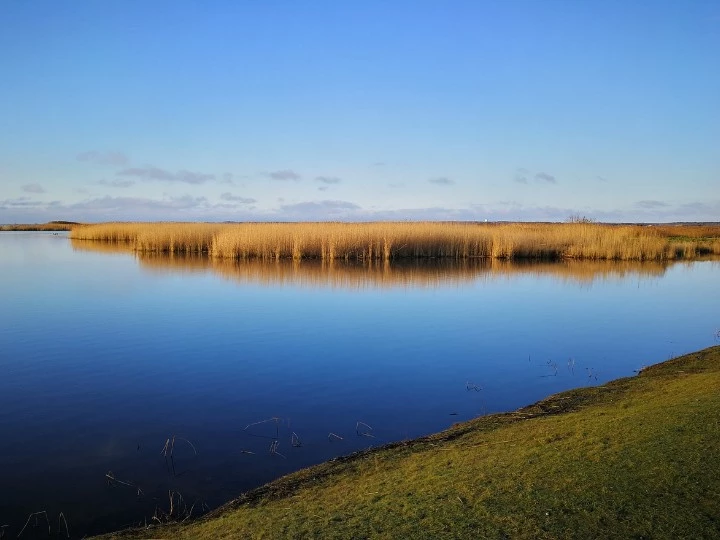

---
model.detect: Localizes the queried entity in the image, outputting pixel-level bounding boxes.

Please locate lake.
[1,231,718,538]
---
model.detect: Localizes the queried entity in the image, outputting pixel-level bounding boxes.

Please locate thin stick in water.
[58,512,70,539]
[17,511,50,538]
[356,421,375,438]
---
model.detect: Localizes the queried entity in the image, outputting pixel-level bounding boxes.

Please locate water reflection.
[0,234,715,538]
[71,238,672,288]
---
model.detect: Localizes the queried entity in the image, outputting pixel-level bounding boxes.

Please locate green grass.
[96,346,720,539]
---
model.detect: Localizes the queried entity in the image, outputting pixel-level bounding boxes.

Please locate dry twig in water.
[161,435,198,458]
[244,417,281,439]
[356,421,375,438]
[17,511,50,538]
[58,512,70,538]
[269,440,286,458]
[105,471,134,488]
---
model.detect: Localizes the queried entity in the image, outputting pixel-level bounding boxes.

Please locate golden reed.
[69,222,720,261]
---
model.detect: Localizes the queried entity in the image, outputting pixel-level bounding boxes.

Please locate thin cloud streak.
[77,150,129,167]
[514,168,529,184]
[514,169,556,184]
[315,176,341,184]
[535,172,556,184]
[265,169,301,181]
[116,166,216,184]
[1,196,47,208]
[636,200,669,209]
[220,192,257,204]
[279,200,361,217]
[428,177,454,185]
[22,183,45,193]
[4,195,720,224]
[98,179,135,188]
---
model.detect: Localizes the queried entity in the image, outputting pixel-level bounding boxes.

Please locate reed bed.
[70,222,720,261]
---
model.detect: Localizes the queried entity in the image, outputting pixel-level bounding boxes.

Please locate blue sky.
[1,0,718,223]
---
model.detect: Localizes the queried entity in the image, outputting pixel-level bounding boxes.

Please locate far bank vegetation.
[0,221,79,231]
[69,222,720,262]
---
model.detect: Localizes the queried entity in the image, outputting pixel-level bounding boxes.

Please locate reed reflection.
[72,238,671,288]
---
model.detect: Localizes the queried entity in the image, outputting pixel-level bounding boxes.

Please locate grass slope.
[98,346,720,539]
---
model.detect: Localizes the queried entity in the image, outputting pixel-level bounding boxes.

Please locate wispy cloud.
[0,196,47,208]
[535,172,556,184]
[635,200,669,209]
[360,206,482,221]
[98,179,135,188]
[67,195,210,212]
[514,168,529,184]
[279,200,361,218]
[315,176,341,184]
[7,191,718,224]
[22,183,45,193]
[265,169,301,181]
[428,177,455,185]
[220,192,257,204]
[77,150,130,167]
[514,169,557,184]
[677,201,720,215]
[117,167,215,184]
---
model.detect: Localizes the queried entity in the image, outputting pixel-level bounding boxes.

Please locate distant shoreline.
[0,221,79,231]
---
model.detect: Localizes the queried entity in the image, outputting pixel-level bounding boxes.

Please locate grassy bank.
[70,222,720,261]
[97,346,720,539]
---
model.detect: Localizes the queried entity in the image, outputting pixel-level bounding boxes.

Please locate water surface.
[1,232,718,538]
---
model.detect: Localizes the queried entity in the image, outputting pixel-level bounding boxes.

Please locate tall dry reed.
[70,222,720,261]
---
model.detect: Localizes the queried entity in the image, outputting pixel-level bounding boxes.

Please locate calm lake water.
[1,231,718,538]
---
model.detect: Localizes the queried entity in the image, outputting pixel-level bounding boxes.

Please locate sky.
[1,0,718,223]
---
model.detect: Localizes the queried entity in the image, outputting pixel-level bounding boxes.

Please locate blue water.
[1,232,718,537]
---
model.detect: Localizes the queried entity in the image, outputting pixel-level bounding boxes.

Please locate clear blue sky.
[1,0,718,222]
